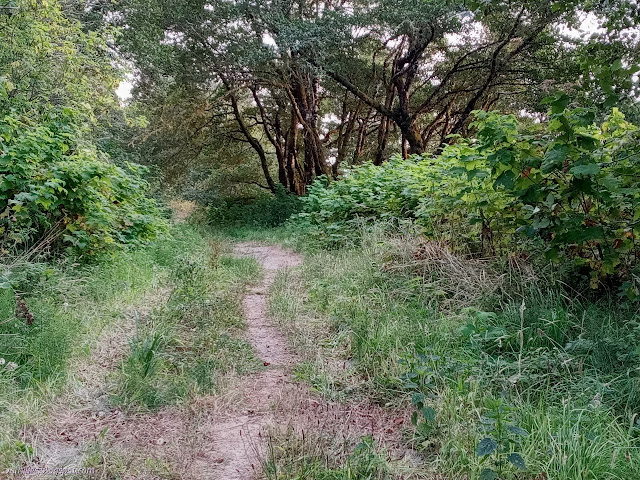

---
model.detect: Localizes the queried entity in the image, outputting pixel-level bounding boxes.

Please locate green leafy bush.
[471,100,640,292]
[295,101,640,292]
[0,110,166,255]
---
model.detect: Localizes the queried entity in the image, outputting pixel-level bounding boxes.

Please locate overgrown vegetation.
[269,225,640,479]
[0,110,166,255]
[297,103,640,295]
[264,433,390,480]
[116,233,261,408]
[1,0,165,257]
[2,0,640,478]
[207,187,302,230]
[0,225,195,468]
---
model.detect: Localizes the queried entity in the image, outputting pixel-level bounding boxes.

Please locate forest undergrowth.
[266,222,640,479]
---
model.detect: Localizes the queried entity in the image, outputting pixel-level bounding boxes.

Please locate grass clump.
[115,235,261,409]
[0,225,210,469]
[264,432,390,480]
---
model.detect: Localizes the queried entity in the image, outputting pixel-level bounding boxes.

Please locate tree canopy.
[104,0,639,194]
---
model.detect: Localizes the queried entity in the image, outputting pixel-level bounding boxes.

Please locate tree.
[0,0,120,122]
[108,0,640,194]
[302,0,639,155]
[0,1,164,255]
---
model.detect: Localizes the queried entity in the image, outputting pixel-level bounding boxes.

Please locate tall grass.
[269,224,640,479]
[0,224,222,468]
[264,431,390,480]
[115,237,262,409]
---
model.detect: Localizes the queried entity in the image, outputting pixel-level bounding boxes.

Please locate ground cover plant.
[0,225,191,468]
[268,226,640,479]
[0,224,264,472]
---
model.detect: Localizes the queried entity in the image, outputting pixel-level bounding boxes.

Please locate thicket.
[296,100,640,296]
[0,1,165,259]
[0,111,165,256]
[207,187,302,230]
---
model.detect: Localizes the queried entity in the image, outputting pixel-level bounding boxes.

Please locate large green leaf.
[508,452,526,470]
[493,170,516,190]
[542,144,569,173]
[570,163,600,177]
[542,93,571,114]
[476,437,497,457]
[479,468,498,480]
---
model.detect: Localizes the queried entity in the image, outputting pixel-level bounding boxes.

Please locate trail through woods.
[20,243,410,479]
[215,243,411,478]
[208,242,304,478]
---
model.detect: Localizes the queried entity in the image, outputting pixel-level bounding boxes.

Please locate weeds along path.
[214,243,412,480]
[23,285,174,472]
[19,242,408,479]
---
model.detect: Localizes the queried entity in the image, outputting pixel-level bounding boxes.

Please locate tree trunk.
[290,72,329,186]
[226,86,276,193]
[286,111,305,195]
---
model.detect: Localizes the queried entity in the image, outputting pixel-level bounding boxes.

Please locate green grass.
[0,251,157,386]
[264,432,390,480]
[0,252,159,467]
[114,235,262,409]
[268,226,640,480]
[0,223,254,468]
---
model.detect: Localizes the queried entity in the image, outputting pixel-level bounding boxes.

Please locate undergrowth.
[269,224,640,479]
[114,234,261,408]
[264,431,390,480]
[207,186,302,231]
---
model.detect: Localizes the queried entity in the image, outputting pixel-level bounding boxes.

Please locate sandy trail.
[209,243,412,479]
[203,242,303,479]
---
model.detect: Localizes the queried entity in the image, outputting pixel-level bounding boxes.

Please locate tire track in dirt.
[205,243,303,479]
[18,243,412,479]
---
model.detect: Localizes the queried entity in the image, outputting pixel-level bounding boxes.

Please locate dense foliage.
[106,0,640,195]
[0,1,165,257]
[297,102,640,293]
[207,187,302,229]
[0,111,165,255]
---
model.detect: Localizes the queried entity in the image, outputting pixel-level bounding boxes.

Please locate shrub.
[0,110,167,255]
[295,100,640,293]
[471,99,640,293]
[208,186,301,229]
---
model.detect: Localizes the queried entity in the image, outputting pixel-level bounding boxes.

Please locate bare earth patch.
[168,199,197,224]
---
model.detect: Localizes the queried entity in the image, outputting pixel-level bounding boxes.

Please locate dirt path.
[204,243,303,479]
[20,243,409,480]
[208,243,412,479]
